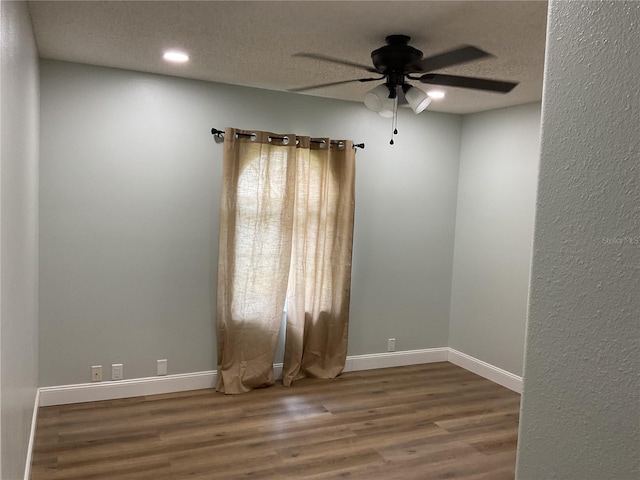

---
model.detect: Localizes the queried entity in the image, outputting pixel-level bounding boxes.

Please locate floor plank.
[30,362,520,479]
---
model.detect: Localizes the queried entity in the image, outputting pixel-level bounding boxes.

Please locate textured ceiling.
[27,0,548,114]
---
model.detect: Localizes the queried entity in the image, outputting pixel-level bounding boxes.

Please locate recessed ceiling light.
[163,50,189,63]
[427,90,446,99]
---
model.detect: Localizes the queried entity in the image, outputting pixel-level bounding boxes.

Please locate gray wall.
[450,103,541,376]
[39,60,462,386]
[517,1,639,479]
[0,0,40,478]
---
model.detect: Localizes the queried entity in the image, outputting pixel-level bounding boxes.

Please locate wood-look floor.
[31,362,521,480]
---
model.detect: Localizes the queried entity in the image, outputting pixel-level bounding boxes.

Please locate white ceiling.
[27,0,548,115]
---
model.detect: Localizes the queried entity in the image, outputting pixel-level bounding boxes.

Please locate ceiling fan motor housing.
[371,35,424,74]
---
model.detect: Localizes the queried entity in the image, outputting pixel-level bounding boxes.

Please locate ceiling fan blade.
[419,45,492,73]
[419,73,518,93]
[288,77,381,92]
[294,53,380,73]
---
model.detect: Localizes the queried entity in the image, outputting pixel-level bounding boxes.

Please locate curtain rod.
[211,128,364,150]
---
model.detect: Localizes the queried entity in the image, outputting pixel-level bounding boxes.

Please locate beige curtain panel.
[216,128,356,394]
[282,139,356,386]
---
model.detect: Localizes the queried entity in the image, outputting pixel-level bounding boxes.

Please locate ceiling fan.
[290,35,519,116]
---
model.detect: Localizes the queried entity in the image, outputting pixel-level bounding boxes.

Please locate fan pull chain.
[390,95,399,145]
[394,97,399,134]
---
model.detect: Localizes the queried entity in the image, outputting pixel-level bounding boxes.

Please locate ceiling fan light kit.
[364,83,430,115]
[363,84,389,112]
[292,34,518,143]
[377,97,396,118]
[403,86,432,114]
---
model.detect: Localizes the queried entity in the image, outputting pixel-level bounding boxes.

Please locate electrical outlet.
[91,365,102,382]
[111,363,123,381]
[157,359,167,376]
[387,338,396,352]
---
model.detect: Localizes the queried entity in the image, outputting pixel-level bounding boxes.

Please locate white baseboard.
[24,388,40,480]
[38,347,520,407]
[274,363,283,380]
[448,348,522,393]
[39,370,216,407]
[344,347,449,372]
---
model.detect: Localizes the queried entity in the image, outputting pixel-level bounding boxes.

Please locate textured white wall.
[516,1,639,478]
[450,103,540,376]
[0,0,40,478]
[39,60,462,386]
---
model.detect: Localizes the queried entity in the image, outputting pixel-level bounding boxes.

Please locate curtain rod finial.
[212,128,225,143]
